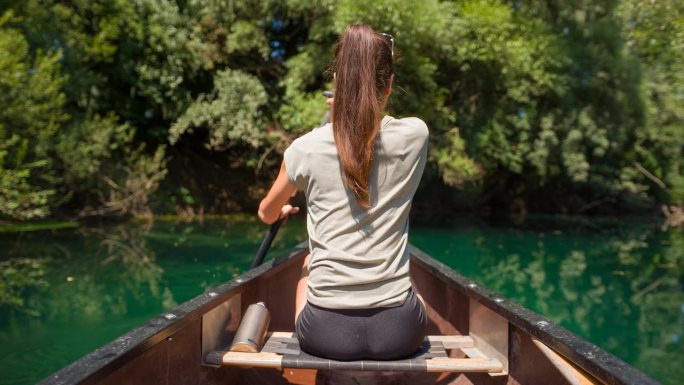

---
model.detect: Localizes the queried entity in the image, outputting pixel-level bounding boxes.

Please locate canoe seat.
[205,332,504,373]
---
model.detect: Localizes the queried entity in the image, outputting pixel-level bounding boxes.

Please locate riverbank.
[0,207,671,234]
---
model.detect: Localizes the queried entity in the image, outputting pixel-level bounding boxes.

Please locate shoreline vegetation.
[0,1,682,225]
[0,211,675,235]
[0,220,79,233]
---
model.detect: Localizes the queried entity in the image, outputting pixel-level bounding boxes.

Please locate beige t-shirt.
[284,115,428,309]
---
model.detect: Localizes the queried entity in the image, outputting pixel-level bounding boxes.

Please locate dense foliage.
[0,0,682,220]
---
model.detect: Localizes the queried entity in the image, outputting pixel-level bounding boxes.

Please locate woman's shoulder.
[287,124,334,155]
[384,116,429,140]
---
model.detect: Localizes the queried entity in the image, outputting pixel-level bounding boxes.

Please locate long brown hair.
[332,24,394,208]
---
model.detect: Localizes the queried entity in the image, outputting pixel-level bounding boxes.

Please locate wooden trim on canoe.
[532,339,602,385]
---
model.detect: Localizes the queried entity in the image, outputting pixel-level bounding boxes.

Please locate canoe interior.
[39,245,657,385]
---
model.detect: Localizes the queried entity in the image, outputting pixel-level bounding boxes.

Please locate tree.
[617,0,684,206]
[0,0,682,219]
[0,11,68,220]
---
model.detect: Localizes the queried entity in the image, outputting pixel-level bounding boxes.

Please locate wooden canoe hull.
[39,244,658,385]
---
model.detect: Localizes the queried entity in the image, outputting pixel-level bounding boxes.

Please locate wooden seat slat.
[426,335,474,349]
[461,347,488,359]
[206,332,505,374]
[425,358,503,373]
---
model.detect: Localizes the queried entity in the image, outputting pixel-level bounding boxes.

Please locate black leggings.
[295,289,427,361]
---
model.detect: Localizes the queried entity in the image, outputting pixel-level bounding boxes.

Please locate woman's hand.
[280,204,300,222]
[323,90,334,107]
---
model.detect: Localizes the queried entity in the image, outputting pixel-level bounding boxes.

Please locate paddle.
[250,217,286,269]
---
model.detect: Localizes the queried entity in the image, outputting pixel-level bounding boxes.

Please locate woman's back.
[285,115,428,309]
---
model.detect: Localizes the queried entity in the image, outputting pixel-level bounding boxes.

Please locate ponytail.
[332,24,394,208]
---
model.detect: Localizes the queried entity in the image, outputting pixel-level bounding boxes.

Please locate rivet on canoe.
[494,298,504,303]
[537,320,550,327]
[236,279,243,283]
[208,292,218,297]
[467,283,477,289]
[164,313,177,320]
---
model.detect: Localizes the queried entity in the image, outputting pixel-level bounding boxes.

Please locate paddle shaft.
[251,217,285,269]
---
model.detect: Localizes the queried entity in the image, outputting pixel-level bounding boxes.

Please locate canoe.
[39,243,658,385]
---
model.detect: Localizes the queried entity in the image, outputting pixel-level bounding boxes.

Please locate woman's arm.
[258,160,299,224]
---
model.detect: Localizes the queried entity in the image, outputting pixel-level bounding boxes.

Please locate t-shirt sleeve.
[403,117,429,161]
[408,117,429,144]
[283,141,307,191]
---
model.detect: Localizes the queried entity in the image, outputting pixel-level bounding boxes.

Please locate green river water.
[0,216,682,385]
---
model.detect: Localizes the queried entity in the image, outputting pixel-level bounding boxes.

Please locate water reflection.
[0,218,310,385]
[1,224,164,323]
[0,224,166,385]
[411,219,683,385]
[0,258,49,317]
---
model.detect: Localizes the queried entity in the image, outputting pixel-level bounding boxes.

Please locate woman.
[258,24,429,361]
